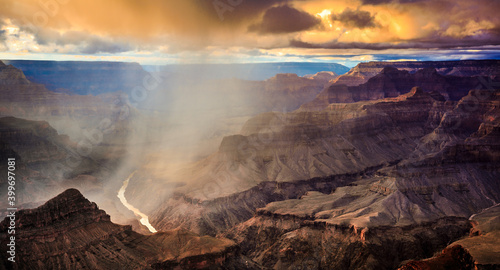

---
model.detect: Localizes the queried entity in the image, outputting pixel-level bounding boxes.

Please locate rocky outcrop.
[226,212,472,269]
[333,60,500,86]
[0,117,70,165]
[0,61,135,144]
[248,71,339,112]
[398,245,475,270]
[0,64,31,85]
[399,204,500,270]
[438,204,500,269]
[223,113,499,268]
[303,67,497,110]
[0,63,139,219]
[221,88,499,269]
[146,86,499,239]
[146,89,420,231]
[151,168,377,236]
[0,189,251,270]
[0,117,102,217]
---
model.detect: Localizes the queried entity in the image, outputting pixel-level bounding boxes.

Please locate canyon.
[0,189,257,269]
[0,59,499,269]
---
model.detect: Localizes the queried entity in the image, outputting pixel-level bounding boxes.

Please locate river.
[117,171,157,233]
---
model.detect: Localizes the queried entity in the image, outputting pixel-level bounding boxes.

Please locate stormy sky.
[0,0,499,65]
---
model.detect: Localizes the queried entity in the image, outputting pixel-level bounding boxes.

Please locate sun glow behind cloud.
[0,0,498,65]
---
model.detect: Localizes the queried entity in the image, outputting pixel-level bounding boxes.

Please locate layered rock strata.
[0,189,253,270]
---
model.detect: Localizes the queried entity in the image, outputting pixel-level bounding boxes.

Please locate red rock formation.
[148,87,499,244]
[332,60,500,86]
[226,212,472,269]
[398,245,475,270]
[0,189,253,270]
[303,67,496,110]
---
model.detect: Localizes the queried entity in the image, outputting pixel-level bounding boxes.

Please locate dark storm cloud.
[0,20,6,50]
[331,8,377,29]
[80,39,132,54]
[249,5,321,34]
[198,0,290,23]
[31,28,89,46]
[361,0,392,5]
[360,0,427,5]
[0,23,5,42]
[0,30,5,42]
[1,0,500,53]
[290,30,500,50]
[25,26,132,54]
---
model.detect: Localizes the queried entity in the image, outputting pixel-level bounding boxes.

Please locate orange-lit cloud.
[0,0,498,62]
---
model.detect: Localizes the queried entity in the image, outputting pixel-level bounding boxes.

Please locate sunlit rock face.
[302,66,499,110]
[214,88,499,269]
[332,60,500,86]
[0,189,253,270]
[2,59,497,269]
[226,213,472,270]
[149,85,499,241]
[149,88,436,233]
[399,204,500,270]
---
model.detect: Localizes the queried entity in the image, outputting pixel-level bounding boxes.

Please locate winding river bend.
[117,171,157,233]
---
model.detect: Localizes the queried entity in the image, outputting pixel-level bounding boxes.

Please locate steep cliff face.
[226,212,471,269]
[0,117,102,216]
[0,117,69,165]
[303,67,496,110]
[146,89,424,232]
[398,245,475,270]
[219,88,499,269]
[223,113,499,267]
[146,87,499,240]
[411,204,500,270]
[333,60,500,86]
[0,64,31,85]
[0,62,138,214]
[151,171,373,236]
[257,72,338,111]
[199,87,437,190]
[0,189,252,270]
[0,60,135,147]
